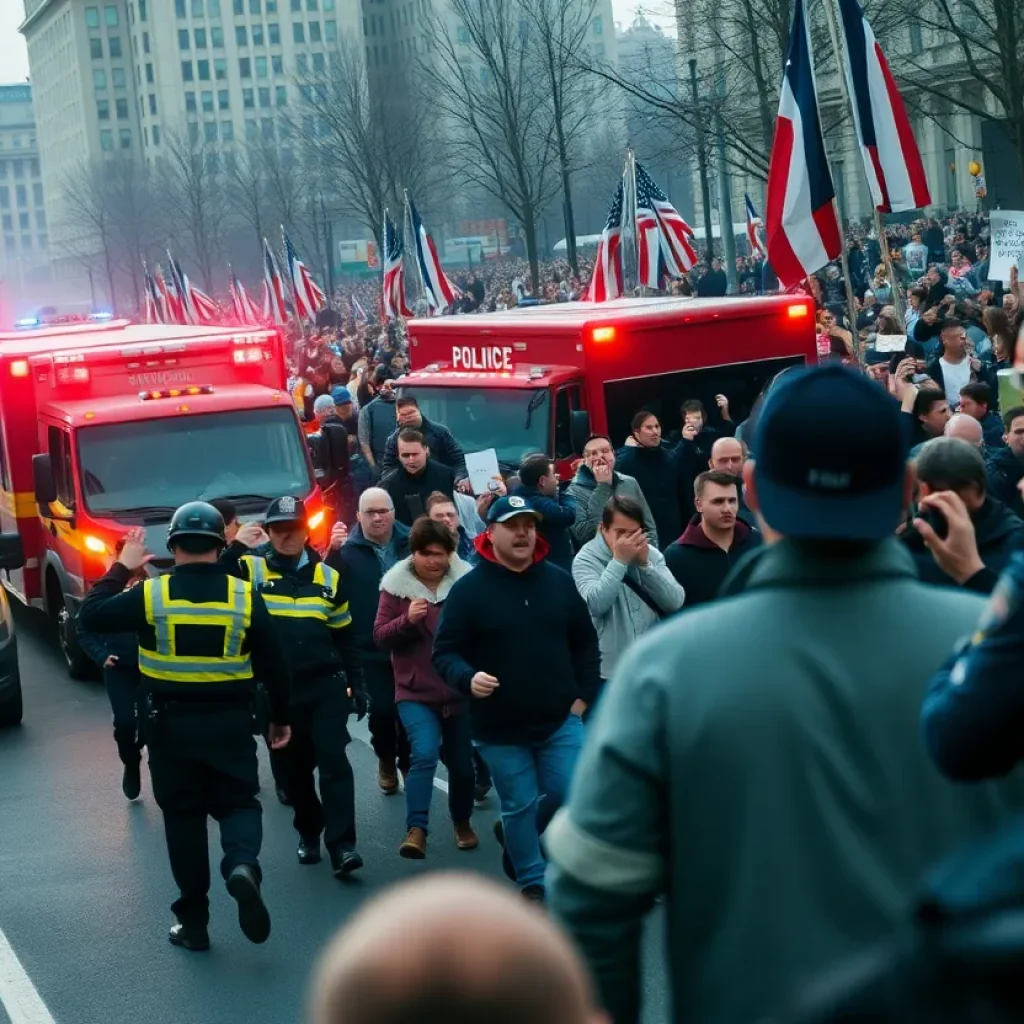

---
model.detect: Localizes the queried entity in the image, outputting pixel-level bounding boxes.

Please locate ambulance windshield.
[401,386,549,466]
[77,407,312,517]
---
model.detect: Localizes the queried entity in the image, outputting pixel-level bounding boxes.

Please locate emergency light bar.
[140,385,215,401]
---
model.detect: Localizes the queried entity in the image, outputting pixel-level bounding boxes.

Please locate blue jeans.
[475,714,584,889]
[397,701,474,833]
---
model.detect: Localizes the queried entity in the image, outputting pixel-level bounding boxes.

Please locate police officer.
[78,504,292,953]
[227,494,367,878]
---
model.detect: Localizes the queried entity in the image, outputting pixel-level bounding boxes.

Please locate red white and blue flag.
[382,210,414,320]
[284,231,326,321]
[166,253,195,325]
[168,252,219,325]
[409,199,458,312]
[635,160,696,289]
[835,0,930,212]
[190,287,219,324]
[143,262,164,324]
[764,0,842,287]
[586,181,624,302]
[153,264,177,324]
[230,267,261,324]
[745,194,767,258]
[262,237,289,325]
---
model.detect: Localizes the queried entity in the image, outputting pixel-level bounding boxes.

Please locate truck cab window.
[47,426,75,509]
[554,386,580,460]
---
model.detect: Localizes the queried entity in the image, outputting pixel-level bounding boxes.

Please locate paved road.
[0,606,668,1024]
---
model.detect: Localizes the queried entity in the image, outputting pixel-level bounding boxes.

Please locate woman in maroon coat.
[373,517,477,859]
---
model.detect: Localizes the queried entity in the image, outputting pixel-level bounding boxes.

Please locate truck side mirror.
[32,453,58,507]
[569,410,591,456]
[0,533,24,572]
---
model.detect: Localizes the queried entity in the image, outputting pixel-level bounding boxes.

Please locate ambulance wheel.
[48,580,92,681]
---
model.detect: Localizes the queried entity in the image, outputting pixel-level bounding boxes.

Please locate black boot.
[168,920,210,951]
[226,865,271,944]
[297,835,321,865]
[121,760,142,801]
[330,847,364,878]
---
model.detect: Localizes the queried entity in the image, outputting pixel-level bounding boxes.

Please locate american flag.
[262,237,288,325]
[409,198,458,313]
[143,262,164,324]
[745,194,767,258]
[168,252,219,325]
[382,209,413,320]
[191,287,220,324]
[635,160,696,289]
[164,253,190,324]
[284,231,326,321]
[229,267,261,324]
[350,295,368,322]
[586,181,624,303]
[153,264,175,323]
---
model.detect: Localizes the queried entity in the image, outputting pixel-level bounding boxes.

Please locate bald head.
[945,413,984,448]
[710,436,746,476]
[358,487,394,514]
[310,874,606,1024]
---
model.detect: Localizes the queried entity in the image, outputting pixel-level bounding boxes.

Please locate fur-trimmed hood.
[379,553,473,603]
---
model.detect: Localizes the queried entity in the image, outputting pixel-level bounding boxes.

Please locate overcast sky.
[0,0,675,88]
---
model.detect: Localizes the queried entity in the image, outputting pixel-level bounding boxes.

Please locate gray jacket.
[547,539,1024,1024]
[572,534,684,680]
[357,395,397,466]
[568,466,658,549]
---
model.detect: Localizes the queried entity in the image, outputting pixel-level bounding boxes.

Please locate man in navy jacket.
[511,454,577,572]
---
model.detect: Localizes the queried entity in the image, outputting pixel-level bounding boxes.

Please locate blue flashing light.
[89,311,114,321]
[15,317,41,329]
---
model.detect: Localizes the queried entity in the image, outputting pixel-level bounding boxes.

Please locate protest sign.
[989,211,1024,282]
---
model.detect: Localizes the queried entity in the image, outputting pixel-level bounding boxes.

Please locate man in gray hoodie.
[568,434,657,549]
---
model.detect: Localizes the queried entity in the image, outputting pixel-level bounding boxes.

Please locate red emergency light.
[591,326,616,343]
[140,385,215,401]
[787,303,810,318]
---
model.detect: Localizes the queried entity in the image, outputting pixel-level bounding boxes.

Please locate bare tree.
[158,131,230,292]
[422,0,562,290]
[225,142,271,250]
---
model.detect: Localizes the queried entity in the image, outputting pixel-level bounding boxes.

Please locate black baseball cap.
[752,364,908,540]
[486,495,543,524]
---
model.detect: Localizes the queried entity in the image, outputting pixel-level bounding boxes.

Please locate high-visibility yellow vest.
[139,574,255,683]
[241,556,351,630]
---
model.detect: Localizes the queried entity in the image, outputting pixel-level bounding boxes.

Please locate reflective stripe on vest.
[241,556,351,628]
[139,574,254,683]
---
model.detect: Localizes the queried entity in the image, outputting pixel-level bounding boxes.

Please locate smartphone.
[919,505,949,540]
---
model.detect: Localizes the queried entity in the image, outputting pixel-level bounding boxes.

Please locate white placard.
[465,448,501,496]
[989,210,1024,283]
[873,334,908,353]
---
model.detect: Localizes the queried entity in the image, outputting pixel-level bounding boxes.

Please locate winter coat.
[373,554,473,713]
[567,465,658,549]
[664,516,763,607]
[357,394,397,468]
[615,444,686,551]
[510,483,577,572]
[381,459,457,527]
[380,415,468,480]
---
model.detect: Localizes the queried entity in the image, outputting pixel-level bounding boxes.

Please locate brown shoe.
[399,827,427,859]
[377,759,399,795]
[454,821,479,850]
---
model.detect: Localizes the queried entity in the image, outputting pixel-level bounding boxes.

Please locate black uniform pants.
[104,664,142,765]
[147,706,261,929]
[364,660,410,774]
[285,687,356,852]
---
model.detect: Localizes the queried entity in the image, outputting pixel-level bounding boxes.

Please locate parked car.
[0,533,27,727]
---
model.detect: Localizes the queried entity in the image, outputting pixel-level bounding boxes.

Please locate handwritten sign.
[989,210,1024,283]
[873,334,908,353]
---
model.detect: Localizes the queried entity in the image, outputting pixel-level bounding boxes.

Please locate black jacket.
[615,444,686,550]
[902,496,1024,593]
[222,542,362,703]
[381,459,456,527]
[986,446,1024,520]
[76,614,139,671]
[664,516,763,608]
[78,562,291,724]
[433,538,601,745]
[380,415,468,479]
[312,415,350,481]
[510,482,577,572]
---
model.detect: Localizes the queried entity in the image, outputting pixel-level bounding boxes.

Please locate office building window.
[236,25,247,45]
[324,19,336,41]
[202,90,214,112]
[243,87,255,108]
[86,6,100,27]
[268,22,280,43]
[208,0,220,15]
[178,28,190,49]
[258,86,271,107]
[275,84,287,105]
[18,213,29,231]
[30,158,39,178]
[1,215,10,232]
[221,120,234,141]
[323,0,333,8]
[246,119,258,139]
[195,28,207,48]
[105,5,119,25]
[120,129,131,149]
[112,67,126,87]
[293,22,304,42]
[266,0,276,9]
[251,0,262,10]
[0,188,7,208]
[204,121,217,143]
[13,162,23,180]
[211,26,224,47]
[143,31,150,52]
[185,92,197,112]
[94,69,107,89]
[218,89,230,109]
[90,38,103,58]
[146,62,154,82]
[109,35,122,56]
[234,0,244,11]
[309,20,321,42]
[592,15,602,35]
[198,59,210,79]
[192,0,204,13]
[255,56,267,77]
[35,211,46,231]
[149,94,157,114]
[175,0,186,14]
[96,98,110,120]
[307,0,317,9]
[261,118,274,139]
[116,97,129,118]
[20,236,32,252]
[271,54,283,73]
[296,53,307,74]
[214,58,227,79]
[100,129,114,151]
[32,184,42,205]
[140,0,147,18]
[182,61,194,80]
[312,51,325,72]
[153,125,161,145]
[252,24,264,45]
[291,0,300,10]
[188,122,200,144]
[239,57,251,77]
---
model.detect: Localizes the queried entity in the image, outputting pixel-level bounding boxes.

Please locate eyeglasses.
[362,508,394,518]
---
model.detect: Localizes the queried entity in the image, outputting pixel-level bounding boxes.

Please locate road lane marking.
[0,924,56,1024]
[349,733,449,794]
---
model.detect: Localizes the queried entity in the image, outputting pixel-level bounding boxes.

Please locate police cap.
[167,501,227,550]
[263,494,308,527]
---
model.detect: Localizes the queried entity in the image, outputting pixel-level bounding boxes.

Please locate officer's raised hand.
[268,723,291,749]
[117,527,153,571]
[236,522,269,549]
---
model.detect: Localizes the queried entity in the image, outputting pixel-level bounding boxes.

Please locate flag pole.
[818,0,903,341]
[281,225,307,340]
[621,149,638,296]
[381,205,388,323]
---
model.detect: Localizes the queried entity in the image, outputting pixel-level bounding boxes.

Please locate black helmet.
[263,495,308,527]
[167,501,227,550]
